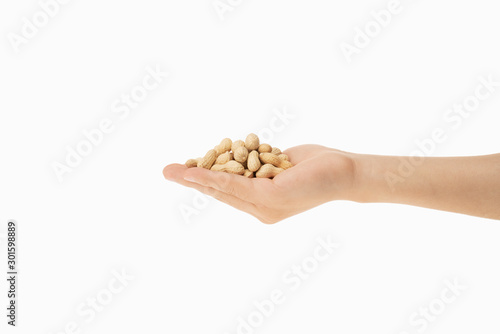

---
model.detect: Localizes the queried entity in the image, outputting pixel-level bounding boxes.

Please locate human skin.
[162,145,500,223]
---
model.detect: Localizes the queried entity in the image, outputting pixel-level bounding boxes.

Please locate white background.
[1,0,499,333]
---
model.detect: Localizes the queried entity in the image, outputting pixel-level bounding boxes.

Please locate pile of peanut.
[185,133,293,178]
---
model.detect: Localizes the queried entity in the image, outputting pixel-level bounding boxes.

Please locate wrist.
[349,153,384,203]
[324,150,374,203]
[348,153,368,203]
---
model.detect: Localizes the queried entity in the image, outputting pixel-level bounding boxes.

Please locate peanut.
[278,154,289,161]
[210,160,245,175]
[258,143,272,153]
[215,151,233,165]
[214,138,232,156]
[234,146,249,163]
[245,133,260,151]
[231,140,245,152]
[184,133,293,179]
[247,150,261,172]
[259,152,293,170]
[243,169,254,178]
[197,149,217,169]
[256,164,284,178]
[185,158,199,168]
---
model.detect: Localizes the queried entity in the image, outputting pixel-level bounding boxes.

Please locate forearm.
[350,153,500,220]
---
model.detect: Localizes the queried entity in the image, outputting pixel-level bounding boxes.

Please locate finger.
[194,184,263,220]
[282,145,323,164]
[163,163,188,182]
[183,167,259,203]
[163,164,264,220]
[164,164,221,197]
[182,180,266,221]
[283,144,332,165]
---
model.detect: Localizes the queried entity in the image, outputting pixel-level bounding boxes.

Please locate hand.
[162,145,357,223]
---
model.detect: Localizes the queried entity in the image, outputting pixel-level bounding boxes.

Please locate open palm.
[163,145,356,223]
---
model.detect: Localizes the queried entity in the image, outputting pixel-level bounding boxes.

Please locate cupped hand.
[162,145,357,223]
